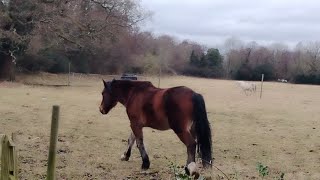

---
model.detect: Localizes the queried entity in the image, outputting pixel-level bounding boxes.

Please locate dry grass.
[0,74,319,179]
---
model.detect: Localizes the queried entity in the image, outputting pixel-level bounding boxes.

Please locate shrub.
[37,49,70,73]
[183,65,224,78]
[235,63,275,81]
[16,54,54,72]
[294,74,320,85]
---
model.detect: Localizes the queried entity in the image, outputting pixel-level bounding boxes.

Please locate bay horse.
[99,79,212,174]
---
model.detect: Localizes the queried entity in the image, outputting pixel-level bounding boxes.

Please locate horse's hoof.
[120,154,129,161]
[141,161,150,170]
[184,166,190,175]
[186,162,199,179]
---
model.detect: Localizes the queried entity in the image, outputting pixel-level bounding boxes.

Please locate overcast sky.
[140,0,319,48]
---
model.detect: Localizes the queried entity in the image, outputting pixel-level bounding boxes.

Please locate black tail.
[192,93,212,168]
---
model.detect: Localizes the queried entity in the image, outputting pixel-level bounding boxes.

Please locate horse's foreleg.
[245,90,248,95]
[121,132,135,161]
[131,125,150,170]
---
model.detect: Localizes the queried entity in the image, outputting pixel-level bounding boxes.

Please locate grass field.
[0,73,319,179]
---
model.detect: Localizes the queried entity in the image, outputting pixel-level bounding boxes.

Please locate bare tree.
[34,0,150,53]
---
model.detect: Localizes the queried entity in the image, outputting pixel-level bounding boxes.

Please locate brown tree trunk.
[0,54,15,81]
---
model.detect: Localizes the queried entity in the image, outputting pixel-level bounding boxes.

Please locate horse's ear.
[102,79,107,87]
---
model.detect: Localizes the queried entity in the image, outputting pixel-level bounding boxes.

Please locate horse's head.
[99,79,118,114]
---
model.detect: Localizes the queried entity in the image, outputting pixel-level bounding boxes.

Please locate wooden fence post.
[47,105,60,180]
[0,134,8,180]
[68,62,71,86]
[1,134,18,180]
[260,74,264,99]
[158,62,161,88]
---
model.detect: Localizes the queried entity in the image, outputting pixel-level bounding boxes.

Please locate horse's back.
[126,83,195,132]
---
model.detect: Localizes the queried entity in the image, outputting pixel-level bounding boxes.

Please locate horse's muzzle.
[99,106,106,114]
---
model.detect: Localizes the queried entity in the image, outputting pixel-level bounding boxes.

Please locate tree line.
[1,0,319,84]
[223,38,320,84]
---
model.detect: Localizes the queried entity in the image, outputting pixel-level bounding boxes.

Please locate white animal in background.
[251,83,257,92]
[236,81,256,95]
[277,79,288,83]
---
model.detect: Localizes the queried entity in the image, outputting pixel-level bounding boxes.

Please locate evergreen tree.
[190,50,199,66]
[206,48,223,67]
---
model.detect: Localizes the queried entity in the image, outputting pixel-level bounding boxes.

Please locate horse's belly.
[147,116,170,131]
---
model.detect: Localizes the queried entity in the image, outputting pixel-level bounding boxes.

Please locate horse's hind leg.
[176,131,196,165]
[121,132,135,161]
[176,131,199,177]
[131,124,150,170]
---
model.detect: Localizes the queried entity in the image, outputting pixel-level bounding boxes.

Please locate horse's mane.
[117,80,153,87]
[113,80,155,93]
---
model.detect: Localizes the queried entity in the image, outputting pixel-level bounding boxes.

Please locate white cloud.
[140,0,320,47]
